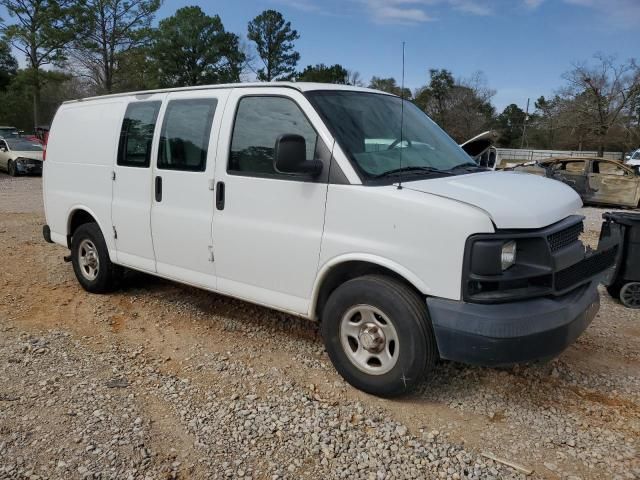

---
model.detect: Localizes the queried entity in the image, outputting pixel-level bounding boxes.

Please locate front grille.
[547,221,584,252]
[554,246,617,291]
[19,158,41,166]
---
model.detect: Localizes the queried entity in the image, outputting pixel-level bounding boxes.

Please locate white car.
[626,149,640,168]
[0,137,44,176]
[42,82,617,396]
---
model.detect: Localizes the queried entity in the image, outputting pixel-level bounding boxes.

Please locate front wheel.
[7,160,17,176]
[321,275,437,397]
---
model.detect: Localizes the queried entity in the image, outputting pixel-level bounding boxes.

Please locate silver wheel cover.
[340,304,399,375]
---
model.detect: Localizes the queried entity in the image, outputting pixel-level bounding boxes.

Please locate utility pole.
[520,98,530,149]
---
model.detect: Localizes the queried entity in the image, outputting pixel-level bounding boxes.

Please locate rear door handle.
[155,176,162,202]
[216,181,225,210]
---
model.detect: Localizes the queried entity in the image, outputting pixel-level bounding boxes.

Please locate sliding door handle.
[216,181,225,210]
[155,176,162,202]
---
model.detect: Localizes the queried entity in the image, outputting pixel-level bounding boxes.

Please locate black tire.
[71,223,120,293]
[321,275,437,397]
[7,160,17,176]
[606,282,623,300]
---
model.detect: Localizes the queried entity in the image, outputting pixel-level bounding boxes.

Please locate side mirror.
[274,134,323,177]
[0,146,7,152]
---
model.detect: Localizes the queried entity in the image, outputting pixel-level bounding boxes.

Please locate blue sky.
[3,0,639,112]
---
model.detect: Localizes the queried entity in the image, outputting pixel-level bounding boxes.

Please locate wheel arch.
[311,255,429,320]
[66,206,107,249]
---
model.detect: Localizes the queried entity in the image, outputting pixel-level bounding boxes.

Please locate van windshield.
[306,91,476,181]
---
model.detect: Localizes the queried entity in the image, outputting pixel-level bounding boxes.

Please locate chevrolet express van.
[42,83,617,397]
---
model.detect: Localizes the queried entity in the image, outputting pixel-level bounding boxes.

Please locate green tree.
[247,10,299,81]
[368,77,411,98]
[531,95,561,149]
[495,104,526,147]
[113,46,159,92]
[0,69,72,130]
[152,6,244,88]
[1,0,81,127]
[0,38,18,90]
[71,0,160,93]
[413,69,455,127]
[296,64,348,84]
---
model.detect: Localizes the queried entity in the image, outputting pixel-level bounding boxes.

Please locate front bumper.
[15,159,42,175]
[427,281,600,366]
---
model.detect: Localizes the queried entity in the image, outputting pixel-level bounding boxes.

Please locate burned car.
[514,157,640,208]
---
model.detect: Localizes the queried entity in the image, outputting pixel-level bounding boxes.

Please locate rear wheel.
[321,275,437,397]
[620,282,640,309]
[71,223,120,293]
[7,160,17,176]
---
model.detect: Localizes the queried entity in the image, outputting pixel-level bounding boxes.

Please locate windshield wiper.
[447,162,482,171]
[372,166,453,179]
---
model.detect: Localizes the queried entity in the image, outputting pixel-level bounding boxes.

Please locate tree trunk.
[32,68,41,130]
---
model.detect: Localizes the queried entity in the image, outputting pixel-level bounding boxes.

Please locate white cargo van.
[43,83,617,396]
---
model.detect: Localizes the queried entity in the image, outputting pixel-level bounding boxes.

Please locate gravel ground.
[0,174,638,480]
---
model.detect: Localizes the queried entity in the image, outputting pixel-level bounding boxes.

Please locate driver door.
[587,160,640,207]
[211,87,333,315]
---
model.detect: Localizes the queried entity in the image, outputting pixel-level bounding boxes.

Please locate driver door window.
[594,161,627,176]
[228,96,319,177]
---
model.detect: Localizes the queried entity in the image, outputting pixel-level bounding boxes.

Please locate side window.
[596,161,627,176]
[562,161,586,173]
[117,101,161,167]
[158,98,217,172]
[229,96,318,176]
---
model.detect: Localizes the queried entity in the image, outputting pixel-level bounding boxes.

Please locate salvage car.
[0,137,44,176]
[626,149,640,168]
[514,157,640,208]
[42,82,618,397]
[460,130,499,169]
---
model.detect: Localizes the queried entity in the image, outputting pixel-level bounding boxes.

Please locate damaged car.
[460,130,499,169]
[514,157,640,208]
[0,137,44,176]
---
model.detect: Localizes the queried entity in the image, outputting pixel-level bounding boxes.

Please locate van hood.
[403,171,583,229]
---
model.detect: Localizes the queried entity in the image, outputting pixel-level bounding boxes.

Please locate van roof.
[64,82,395,104]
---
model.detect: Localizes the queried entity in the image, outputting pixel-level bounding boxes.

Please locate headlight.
[501,240,517,270]
[15,157,25,164]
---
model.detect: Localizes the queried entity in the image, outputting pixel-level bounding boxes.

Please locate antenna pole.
[398,41,405,190]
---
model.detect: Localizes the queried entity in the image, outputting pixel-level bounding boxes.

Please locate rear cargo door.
[149,89,229,289]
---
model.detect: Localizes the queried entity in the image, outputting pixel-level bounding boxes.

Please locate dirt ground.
[0,174,638,480]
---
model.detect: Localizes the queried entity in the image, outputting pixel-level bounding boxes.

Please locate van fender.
[310,253,431,318]
[66,204,116,260]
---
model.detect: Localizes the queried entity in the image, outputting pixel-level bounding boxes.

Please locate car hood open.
[403,170,583,229]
